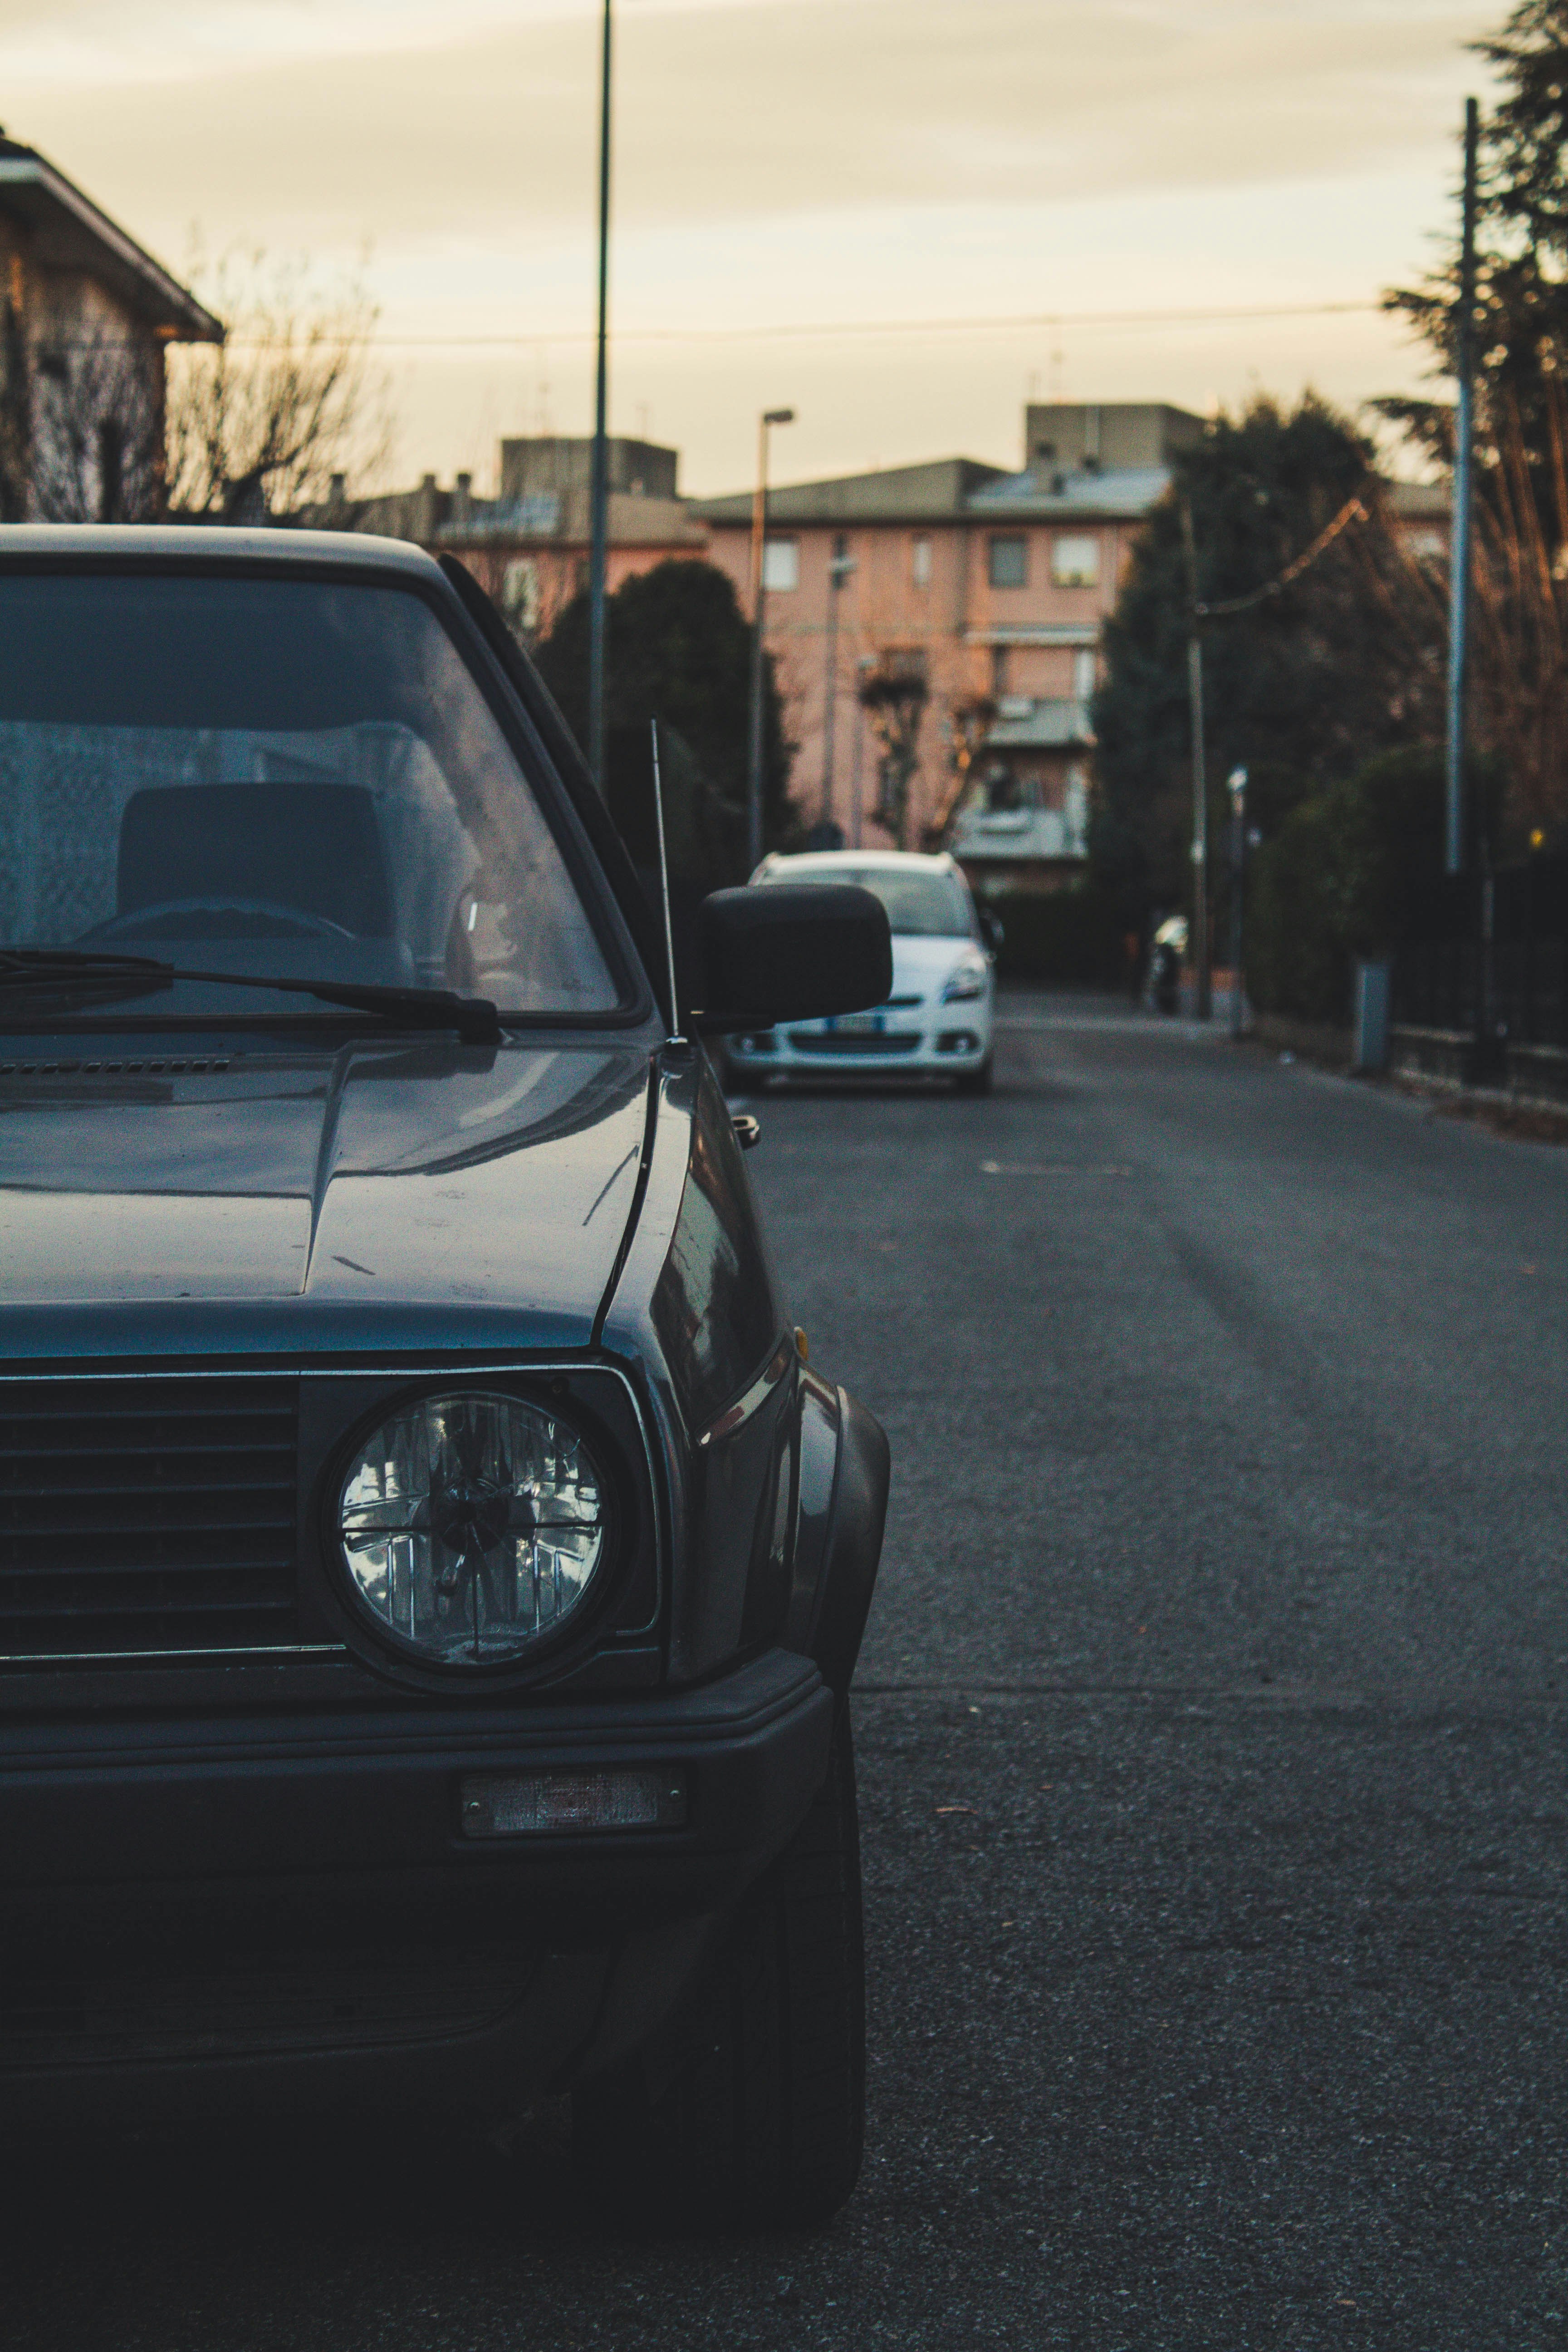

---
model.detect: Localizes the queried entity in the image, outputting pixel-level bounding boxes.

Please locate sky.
[0,0,1501,495]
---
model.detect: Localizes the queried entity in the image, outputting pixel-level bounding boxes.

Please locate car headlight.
[941,960,987,1002]
[338,1391,606,1666]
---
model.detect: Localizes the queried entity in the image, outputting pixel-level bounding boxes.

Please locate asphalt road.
[6,994,1566,2350]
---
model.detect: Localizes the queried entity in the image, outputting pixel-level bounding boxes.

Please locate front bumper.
[729,1007,992,1078]
[0,1648,834,2121]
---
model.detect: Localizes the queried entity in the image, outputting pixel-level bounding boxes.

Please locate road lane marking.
[980,1158,1132,1177]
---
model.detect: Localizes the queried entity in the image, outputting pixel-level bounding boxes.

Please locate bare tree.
[858,659,930,849]
[165,250,389,521]
[1467,383,1568,846]
[925,690,998,846]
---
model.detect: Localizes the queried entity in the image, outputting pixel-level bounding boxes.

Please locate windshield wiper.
[0,949,502,1044]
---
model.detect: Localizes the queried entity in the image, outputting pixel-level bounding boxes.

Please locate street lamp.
[746,406,794,872]
[1227,766,1247,1040]
[586,0,613,791]
[819,536,856,832]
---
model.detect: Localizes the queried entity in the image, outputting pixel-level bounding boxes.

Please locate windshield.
[764,862,973,939]
[0,573,620,1021]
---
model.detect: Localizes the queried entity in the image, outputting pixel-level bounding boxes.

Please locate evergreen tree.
[1382,2,1568,475]
[1091,395,1442,927]
[534,558,797,890]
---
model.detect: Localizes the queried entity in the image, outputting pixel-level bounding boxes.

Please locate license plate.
[831,1010,885,1035]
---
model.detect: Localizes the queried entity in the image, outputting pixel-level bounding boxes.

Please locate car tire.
[952,1054,993,1095]
[573,1701,866,2231]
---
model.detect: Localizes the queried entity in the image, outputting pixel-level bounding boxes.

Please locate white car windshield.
[764,863,972,938]
[0,573,621,1019]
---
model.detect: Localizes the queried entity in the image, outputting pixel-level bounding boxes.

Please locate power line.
[34,299,1383,355]
[286,299,1380,352]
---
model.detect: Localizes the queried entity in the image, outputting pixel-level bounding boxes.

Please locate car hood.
[0,1039,652,1358]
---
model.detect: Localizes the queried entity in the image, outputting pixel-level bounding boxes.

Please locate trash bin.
[1353,959,1392,1072]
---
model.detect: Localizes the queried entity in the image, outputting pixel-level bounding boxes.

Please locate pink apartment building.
[696,403,1205,895]
[352,409,1450,900]
[350,433,706,642]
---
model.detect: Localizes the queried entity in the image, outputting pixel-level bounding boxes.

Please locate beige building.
[0,132,221,521]
[349,435,706,641]
[696,404,1204,892]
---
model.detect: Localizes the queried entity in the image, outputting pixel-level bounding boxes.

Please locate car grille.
[0,1375,301,1661]
[786,1030,922,1057]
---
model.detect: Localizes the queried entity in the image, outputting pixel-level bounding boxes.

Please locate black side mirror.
[979,908,1005,954]
[694,885,892,1032]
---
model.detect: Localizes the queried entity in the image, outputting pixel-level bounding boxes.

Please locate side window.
[988,535,1027,590]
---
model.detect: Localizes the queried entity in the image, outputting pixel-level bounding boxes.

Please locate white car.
[727,849,996,1093]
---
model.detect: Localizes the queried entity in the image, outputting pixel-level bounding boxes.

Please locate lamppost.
[586,0,613,792]
[1227,766,1247,1039]
[819,535,855,832]
[1180,498,1211,1021]
[746,406,794,872]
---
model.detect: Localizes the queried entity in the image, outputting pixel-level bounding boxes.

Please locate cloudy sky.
[1,0,1497,493]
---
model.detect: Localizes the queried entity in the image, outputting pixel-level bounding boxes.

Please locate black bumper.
[0,1649,834,2121]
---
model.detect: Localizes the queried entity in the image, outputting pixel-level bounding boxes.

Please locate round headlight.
[337,1391,606,1666]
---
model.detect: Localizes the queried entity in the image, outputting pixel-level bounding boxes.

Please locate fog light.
[459,1767,688,1837]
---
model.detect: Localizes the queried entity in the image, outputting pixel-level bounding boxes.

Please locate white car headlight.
[338,1391,606,1666]
[941,960,987,1003]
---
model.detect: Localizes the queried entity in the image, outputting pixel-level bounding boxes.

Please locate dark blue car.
[0,529,892,2228]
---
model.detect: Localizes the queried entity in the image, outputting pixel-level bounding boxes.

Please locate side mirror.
[979,908,1005,954]
[694,885,892,1032]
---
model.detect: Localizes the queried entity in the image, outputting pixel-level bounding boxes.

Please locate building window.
[1073,647,1097,700]
[762,535,799,592]
[1052,534,1100,588]
[911,533,933,588]
[989,644,1009,698]
[988,534,1028,589]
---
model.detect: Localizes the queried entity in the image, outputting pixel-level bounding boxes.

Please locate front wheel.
[573,1702,865,2230]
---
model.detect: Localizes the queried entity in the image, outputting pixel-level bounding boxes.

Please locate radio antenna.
[649,718,683,1045]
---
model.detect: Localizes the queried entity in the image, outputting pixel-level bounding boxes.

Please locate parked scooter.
[1148,915,1187,1016]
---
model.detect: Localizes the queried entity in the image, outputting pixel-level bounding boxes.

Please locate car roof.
[0,524,443,583]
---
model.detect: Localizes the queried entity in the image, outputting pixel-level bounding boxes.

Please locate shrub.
[1245,745,1450,1021]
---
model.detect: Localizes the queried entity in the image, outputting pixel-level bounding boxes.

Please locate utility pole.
[819,535,855,830]
[586,0,613,791]
[849,656,870,848]
[1227,766,1248,1039]
[1445,95,1479,878]
[1181,497,1211,1021]
[745,406,794,872]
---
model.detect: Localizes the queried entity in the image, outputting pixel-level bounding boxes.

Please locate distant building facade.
[349,434,706,640]
[696,403,1204,895]
[0,132,221,521]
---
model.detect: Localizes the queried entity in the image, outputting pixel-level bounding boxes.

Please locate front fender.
[784,1371,890,1695]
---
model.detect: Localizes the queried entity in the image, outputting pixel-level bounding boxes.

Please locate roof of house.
[1387,477,1450,521]
[967,463,1173,520]
[694,456,1009,527]
[0,136,222,342]
[696,453,1174,529]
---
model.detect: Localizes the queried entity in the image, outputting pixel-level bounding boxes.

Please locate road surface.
[6,995,1565,2350]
